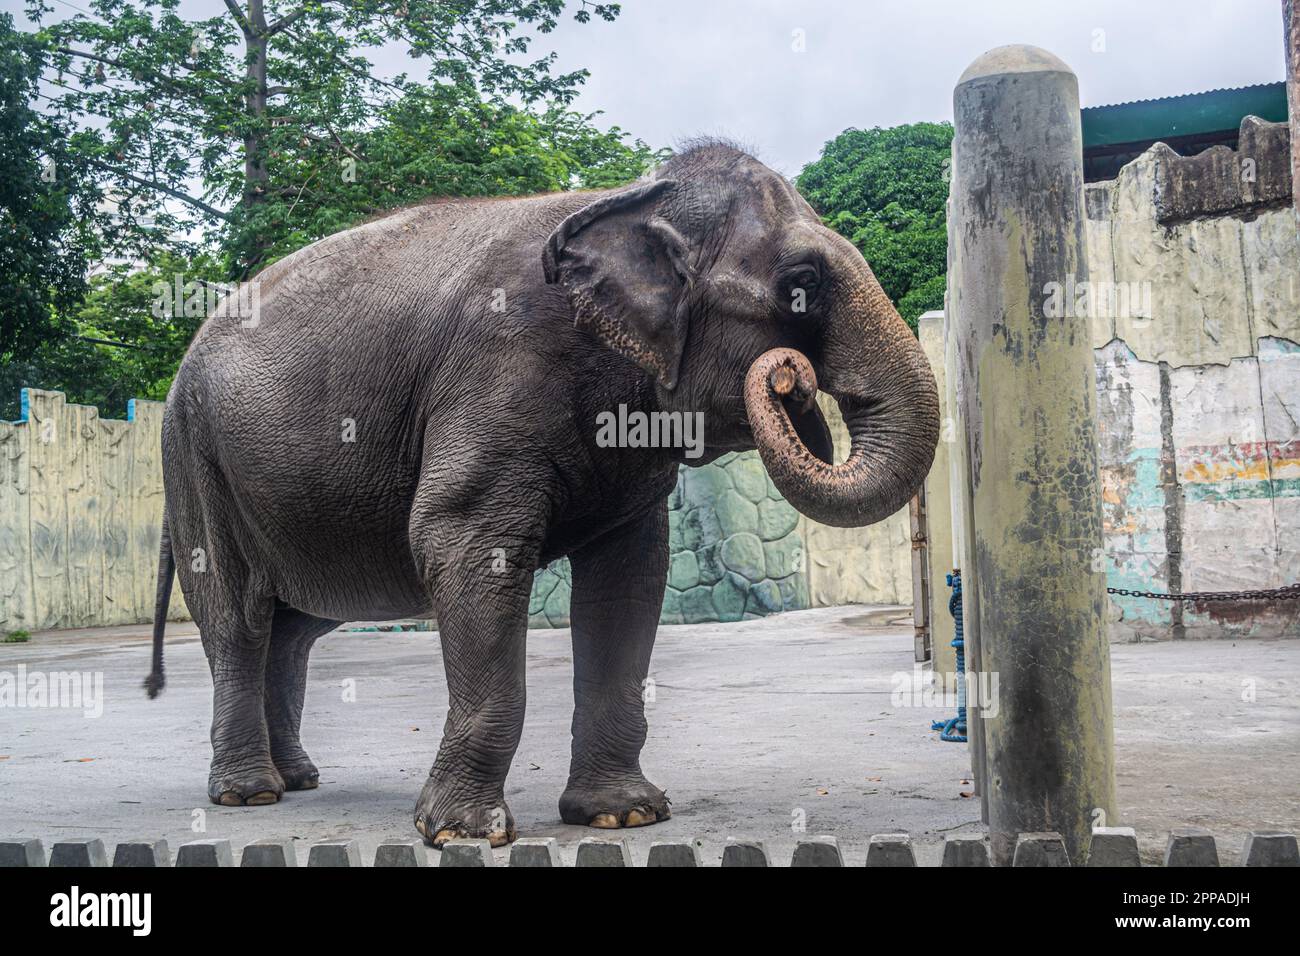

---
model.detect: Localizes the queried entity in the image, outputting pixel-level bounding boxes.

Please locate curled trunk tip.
[745,347,938,528]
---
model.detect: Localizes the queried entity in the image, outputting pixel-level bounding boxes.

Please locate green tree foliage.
[4,1,662,418]
[0,12,101,366]
[796,122,953,330]
[0,253,218,419]
[243,85,665,266]
[30,0,627,273]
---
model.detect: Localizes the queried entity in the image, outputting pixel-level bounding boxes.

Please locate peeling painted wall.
[930,120,1300,641]
[1086,125,1300,639]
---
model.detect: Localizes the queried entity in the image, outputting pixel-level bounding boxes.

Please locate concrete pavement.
[1,606,1296,865]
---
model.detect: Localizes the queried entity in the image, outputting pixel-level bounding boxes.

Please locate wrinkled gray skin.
[150,141,939,847]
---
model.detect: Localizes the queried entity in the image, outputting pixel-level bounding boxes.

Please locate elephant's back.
[186,190,589,366]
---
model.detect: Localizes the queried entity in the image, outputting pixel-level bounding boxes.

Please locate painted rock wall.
[529,393,914,628]
[528,451,810,628]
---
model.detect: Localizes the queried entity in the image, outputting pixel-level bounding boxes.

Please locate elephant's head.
[543,140,940,528]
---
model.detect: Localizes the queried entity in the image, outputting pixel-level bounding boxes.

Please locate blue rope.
[930,570,967,743]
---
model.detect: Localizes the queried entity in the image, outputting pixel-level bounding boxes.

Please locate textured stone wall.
[799,394,912,610]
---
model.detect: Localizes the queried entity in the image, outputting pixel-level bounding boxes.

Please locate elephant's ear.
[543,178,693,390]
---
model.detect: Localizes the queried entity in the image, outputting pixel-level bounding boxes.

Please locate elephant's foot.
[271,747,320,791]
[208,762,285,807]
[559,774,671,829]
[414,776,515,848]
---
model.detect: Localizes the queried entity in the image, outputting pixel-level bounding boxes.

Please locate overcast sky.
[13,0,1289,177]
[536,0,1288,176]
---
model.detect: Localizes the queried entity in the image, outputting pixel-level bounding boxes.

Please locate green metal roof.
[1081,82,1288,149]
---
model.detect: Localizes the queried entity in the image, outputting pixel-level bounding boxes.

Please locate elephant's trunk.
[744,266,940,528]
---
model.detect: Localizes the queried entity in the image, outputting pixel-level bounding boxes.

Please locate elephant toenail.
[218,791,243,807]
[623,808,654,827]
[589,812,620,829]
[246,791,279,806]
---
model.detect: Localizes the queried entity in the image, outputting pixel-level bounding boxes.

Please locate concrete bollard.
[112,839,171,867]
[941,835,990,867]
[1088,827,1141,867]
[791,836,844,867]
[943,290,986,819]
[241,839,298,867]
[1164,828,1219,867]
[949,44,1117,867]
[646,841,702,867]
[509,838,562,868]
[439,839,494,867]
[1241,831,1299,867]
[1013,832,1071,867]
[308,840,362,867]
[0,839,46,867]
[865,833,917,867]
[374,842,428,867]
[176,839,234,867]
[918,312,958,684]
[49,838,109,867]
[1287,0,1300,220]
[575,837,632,867]
[721,839,770,868]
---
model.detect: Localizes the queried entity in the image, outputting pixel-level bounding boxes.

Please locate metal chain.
[1106,583,1300,603]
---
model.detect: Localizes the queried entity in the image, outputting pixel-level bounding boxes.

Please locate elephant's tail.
[144,510,174,699]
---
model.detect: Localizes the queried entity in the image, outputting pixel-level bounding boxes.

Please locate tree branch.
[84,158,230,221]
[54,46,234,94]
[266,0,350,38]
[223,0,254,37]
[264,7,309,38]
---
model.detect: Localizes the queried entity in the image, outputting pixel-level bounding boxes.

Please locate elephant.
[144,139,940,847]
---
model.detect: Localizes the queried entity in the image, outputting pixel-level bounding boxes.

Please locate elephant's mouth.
[744,346,937,528]
[782,391,835,465]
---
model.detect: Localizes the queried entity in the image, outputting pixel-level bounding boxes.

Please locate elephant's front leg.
[560,503,671,829]
[412,519,538,848]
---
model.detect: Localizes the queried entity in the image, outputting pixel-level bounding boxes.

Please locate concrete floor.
[1,606,1296,865]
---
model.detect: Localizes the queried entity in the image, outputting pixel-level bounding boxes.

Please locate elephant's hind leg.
[265,607,340,792]
[560,504,671,829]
[198,594,285,807]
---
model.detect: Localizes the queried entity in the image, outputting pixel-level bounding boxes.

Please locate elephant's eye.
[782,265,822,313]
